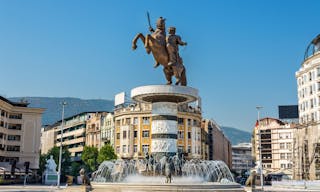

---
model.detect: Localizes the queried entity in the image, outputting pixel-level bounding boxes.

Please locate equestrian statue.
[132,13,187,86]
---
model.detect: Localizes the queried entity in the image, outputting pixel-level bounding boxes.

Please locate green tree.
[70,162,82,177]
[38,153,48,175]
[81,146,99,172]
[97,144,117,164]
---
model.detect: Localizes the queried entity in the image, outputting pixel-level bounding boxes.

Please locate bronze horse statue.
[132,17,187,86]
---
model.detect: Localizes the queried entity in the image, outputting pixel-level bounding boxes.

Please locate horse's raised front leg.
[132,33,145,50]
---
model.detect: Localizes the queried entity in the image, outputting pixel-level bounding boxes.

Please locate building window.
[125,118,130,125]
[142,130,149,138]
[0,133,5,139]
[8,124,22,130]
[281,164,286,168]
[116,133,120,139]
[116,146,120,153]
[142,145,149,154]
[178,118,184,125]
[193,120,198,126]
[187,119,191,126]
[122,145,127,153]
[6,145,20,152]
[134,131,138,138]
[133,117,138,125]
[116,120,120,126]
[134,145,137,153]
[280,143,285,149]
[188,132,191,139]
[9,113,22,119]
[280,153,286,159]
[123,131,127,139]
[287,153,292,159]
[142,117,150,125]
[178,146,183,153]
[178,130,184,139]
[286,143,292,149]
[7,135,21,141]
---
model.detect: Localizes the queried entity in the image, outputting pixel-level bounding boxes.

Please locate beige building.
[232,143,253,175]
[41,111,110,161]
[202,119,232,167]
[114,103,206,160]
[40,125,56,154]
[0,96,44,169]
[86,112,104,149]
[43,112,96,161]
[252,118,295,178]
[100,113,114,147]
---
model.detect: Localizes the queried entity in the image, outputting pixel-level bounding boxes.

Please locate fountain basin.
[91,182,244,192]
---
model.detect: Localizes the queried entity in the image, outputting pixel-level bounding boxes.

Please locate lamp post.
[57,101,67,188]
[256,106,264,191]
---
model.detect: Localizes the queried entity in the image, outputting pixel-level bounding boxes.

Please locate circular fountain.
[91,157,243,191]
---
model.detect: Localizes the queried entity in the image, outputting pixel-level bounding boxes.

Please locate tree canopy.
[97,144,117,164]
[81,146,99,172]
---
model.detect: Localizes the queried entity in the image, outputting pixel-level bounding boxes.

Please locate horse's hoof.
[132,45,137,50]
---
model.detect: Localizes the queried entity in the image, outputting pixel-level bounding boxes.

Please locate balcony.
[56,137,85,146]
[69,146,84,153]
[6,140,21,146]
[56,128,85,139]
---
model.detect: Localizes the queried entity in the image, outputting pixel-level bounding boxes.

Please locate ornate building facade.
[114,103,206,160]
[100,112,114,147]
[294,34,320,180]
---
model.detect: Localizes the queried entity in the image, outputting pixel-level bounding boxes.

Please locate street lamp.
[57,101,67,188]
[256,106,264,191]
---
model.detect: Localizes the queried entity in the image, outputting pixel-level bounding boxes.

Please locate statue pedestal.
[131,85,198,160]
[43,173,58,185]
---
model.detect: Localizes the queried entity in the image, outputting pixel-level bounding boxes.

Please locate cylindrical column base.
[151,102,177,160]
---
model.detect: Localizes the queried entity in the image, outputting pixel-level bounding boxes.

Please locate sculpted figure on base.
[132,15,187,86]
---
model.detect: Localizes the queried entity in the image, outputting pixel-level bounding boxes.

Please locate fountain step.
[91,182,245,192]
[64,185,91,192]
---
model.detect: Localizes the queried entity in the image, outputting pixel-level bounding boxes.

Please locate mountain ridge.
[9,97,114,125]
[8,97,251,145]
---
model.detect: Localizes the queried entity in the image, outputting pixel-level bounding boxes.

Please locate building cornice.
[296,52,320,77]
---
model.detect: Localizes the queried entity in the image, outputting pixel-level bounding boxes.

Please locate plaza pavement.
[244,186,320,192]
[0,185,65,192]
[1,185,320,192]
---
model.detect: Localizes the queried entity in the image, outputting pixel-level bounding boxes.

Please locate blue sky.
[0,0,319,132]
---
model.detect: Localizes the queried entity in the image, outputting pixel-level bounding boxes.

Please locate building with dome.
[294,34,320,180]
